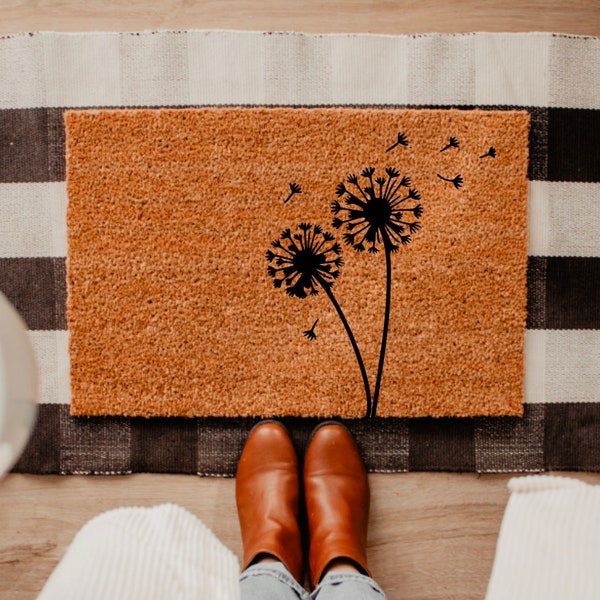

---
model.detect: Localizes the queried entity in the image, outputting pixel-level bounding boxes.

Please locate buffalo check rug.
[1,30,599,474]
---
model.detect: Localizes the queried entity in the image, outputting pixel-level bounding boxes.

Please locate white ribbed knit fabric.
[486,476,600,600]
[37,503,240,600]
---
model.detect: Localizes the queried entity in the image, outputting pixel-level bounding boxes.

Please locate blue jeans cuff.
[315,571,387,598]
[240,561,308,599]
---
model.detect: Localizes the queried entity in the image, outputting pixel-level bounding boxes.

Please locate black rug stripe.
[407,418,476,471]
[130,416,198,474]
[527,257,600,329]
[11,404,61,474]
[545,403,600,471]
[4,256,600,332]
[12,403,600,474]
[0,107,66,183]
[0,257,67,330]
[1,106,600,183]
[547,108,600,183]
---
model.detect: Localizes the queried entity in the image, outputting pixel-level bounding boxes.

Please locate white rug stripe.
[528,181,600,257]
[549,35,600,109]
[0,31,598,109]
[474,34,550,107]
[43,33,123,108]
[3,181,600,260]
[526,329,600,404]
[0,183,67,258]
[23,328,599,407]
[28,330,70,405]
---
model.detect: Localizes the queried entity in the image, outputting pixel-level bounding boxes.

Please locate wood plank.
[3,472,600,599]
[0,0,599,36]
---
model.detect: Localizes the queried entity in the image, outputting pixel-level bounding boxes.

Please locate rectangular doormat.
[1,30,600,474]
[65,107,529,419]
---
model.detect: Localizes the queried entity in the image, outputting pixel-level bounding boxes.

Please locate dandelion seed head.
[332,167,423,254]
[266,223,343,299]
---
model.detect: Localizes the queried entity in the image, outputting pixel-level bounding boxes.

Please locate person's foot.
[303,421,371,587]
[235,420,303,581]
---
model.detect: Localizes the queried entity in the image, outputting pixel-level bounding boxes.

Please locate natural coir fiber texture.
[65,107,530,418]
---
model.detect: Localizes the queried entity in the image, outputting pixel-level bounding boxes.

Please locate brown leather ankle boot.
[235,420,303,582]
[304,421,371,587]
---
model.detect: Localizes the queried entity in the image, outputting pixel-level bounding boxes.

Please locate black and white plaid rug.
[1,31,599,474]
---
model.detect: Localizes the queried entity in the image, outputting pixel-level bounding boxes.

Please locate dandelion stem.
[316,275,372,418]
[371,238,393,418]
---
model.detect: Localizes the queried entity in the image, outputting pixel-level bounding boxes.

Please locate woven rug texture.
[0,30,599,473]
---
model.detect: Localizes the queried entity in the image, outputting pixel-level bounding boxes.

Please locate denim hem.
[314,572,387,599]
[240,562,309,599]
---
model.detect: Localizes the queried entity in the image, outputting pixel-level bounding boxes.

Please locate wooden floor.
[2,471,600,599]
[0,0,598,36]
[2,2,600,599]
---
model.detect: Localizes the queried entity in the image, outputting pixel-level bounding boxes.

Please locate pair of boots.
[235,420,370,588]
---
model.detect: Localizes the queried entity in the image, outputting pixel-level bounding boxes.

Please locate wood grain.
[0,0,599,36]
[2,472,600,599]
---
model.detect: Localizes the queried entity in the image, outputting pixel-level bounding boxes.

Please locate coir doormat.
[65,107,529,419]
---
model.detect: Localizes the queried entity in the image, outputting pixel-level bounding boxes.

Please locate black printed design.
[480,147,497,159]
[266,223,371,416]
[440,136,459,152]
[267,165,423,418]
[386,132,409,152]
[303,319,319,341]
[264,127,507,417]
[284,182,302,203]
[332,167,422,253]
[266,224,342,299]
[436,173,464,189]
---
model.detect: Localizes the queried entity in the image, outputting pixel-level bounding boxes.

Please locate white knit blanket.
[37,504,240,600]
[487,476,600,600]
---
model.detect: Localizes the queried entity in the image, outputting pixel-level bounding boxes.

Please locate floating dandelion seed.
[440,136,459,152]
[266,223,342,299]
[332,166,423,254]
[436,173,464,189]
[303,319,319,341]
[284,182,302,203]
[480,147,497,159]
[386,132,409,153]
